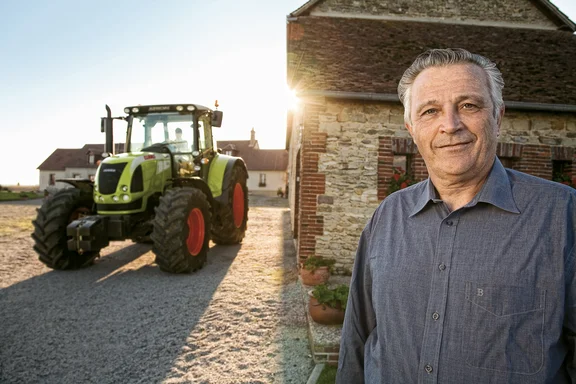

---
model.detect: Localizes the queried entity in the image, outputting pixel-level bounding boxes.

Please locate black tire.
[152,187,211,273]
[211,165,249,245]
[31,188,98,270]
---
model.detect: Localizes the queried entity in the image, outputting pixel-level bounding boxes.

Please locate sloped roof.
[287,16,576,105]
[37,143,125,171]
[217,140,288,172]
[289,0,576,31]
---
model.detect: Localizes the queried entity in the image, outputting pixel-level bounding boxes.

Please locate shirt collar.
[409,158,520,217]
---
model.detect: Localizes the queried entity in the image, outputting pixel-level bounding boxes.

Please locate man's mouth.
[437,141,472,149]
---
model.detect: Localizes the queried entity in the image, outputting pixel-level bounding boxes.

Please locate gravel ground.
[0,194,314,383]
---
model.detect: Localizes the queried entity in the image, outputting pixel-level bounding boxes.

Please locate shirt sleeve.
[563,242,576,381]
[336,225,376,384]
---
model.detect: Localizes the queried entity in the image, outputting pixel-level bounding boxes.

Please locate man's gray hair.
[397,48,505,124]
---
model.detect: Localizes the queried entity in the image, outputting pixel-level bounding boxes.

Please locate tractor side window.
[198,115,213,151]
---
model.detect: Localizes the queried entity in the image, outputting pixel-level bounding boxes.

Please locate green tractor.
[32,103,249,273]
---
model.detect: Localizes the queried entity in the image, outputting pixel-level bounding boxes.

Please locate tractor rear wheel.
[211,165,249,245]
[152,187,211,273]
[31,188,99,270]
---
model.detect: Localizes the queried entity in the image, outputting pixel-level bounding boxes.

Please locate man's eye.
[462,103,477,109]
[422,109,437,115]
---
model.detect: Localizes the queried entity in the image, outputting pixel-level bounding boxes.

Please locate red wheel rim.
[186,208,205,256]
[232,183,245,228]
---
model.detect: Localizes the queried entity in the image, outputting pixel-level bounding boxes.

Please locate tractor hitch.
[67,216,110,253]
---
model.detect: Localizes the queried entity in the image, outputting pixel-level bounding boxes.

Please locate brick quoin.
[378,137,394,200]
[298,102,327,263]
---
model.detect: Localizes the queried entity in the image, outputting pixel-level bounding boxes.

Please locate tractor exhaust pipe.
[102,104,114,155]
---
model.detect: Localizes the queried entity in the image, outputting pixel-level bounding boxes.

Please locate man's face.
[405,63,503,183]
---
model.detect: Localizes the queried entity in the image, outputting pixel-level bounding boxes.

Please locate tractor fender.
[172,177,216,215]
[173,177,214,200]
[55,178,94,194]
[208,154,248,205]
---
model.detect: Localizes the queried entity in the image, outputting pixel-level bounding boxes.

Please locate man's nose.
[439,108,462,133]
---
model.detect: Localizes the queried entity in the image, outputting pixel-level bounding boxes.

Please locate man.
[336,48,576,383]
[173,127,189,152]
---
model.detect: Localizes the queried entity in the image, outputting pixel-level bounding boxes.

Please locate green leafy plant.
[311,283,349,311]
[553,172,574,187]
[302,256,336,274]
[388,167,415,194]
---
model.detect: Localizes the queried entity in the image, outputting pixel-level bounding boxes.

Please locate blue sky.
[0,0,574,185]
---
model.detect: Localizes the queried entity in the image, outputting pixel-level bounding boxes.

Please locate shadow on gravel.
[0,240,240,383]
[277,209,315,381]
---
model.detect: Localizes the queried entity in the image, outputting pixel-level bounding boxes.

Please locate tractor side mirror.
[212,111,223,127]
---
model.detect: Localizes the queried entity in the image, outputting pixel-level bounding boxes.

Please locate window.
[49,174,55,186]
[552,160,572,185]
[392,154,413,177]
[259,173,266,187]
[72,173,81,179]
[225,150,233,156]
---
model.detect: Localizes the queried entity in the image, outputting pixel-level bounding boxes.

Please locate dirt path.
[0,195,313,383]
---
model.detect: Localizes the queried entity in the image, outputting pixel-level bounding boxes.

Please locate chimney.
[250,128,256,147]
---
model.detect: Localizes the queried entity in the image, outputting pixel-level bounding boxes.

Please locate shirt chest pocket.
[462,282,546,375]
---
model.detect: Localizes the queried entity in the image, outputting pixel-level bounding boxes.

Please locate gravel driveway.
[0,195,313,383]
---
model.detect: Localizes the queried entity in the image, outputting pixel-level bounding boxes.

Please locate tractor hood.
[94,152,171,213]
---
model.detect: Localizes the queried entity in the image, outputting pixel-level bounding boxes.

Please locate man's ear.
[496,106,505,136]
[405,122,414,138]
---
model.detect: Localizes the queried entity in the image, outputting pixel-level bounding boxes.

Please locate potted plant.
[300,256,335,286]
[308,283,349,325]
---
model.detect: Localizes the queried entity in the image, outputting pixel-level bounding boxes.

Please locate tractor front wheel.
[31,188,99,269]
[152,187,211,273]
[211,165,249,245]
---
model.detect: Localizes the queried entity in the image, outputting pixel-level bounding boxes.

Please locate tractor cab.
[105,104,223,179]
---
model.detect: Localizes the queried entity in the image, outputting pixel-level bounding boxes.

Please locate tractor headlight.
[194,165,201,171]
[131,107,139,113]
[122,194,130,202]
[176,105,184,111]
[112,195,119,202]
[98,195,104,202]
[124,108,130,113]
[186,105,194,111]
[192,150,200,157]
[201,158,210,165]
[121,185,128,192]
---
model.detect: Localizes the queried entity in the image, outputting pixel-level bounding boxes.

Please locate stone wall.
[290,96,576,272]
[313,0,556,28]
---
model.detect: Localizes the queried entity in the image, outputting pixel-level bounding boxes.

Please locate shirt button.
[432,312,440,320]
[438,263,446,271]
[445,220,453,226]
[425,364,433,374]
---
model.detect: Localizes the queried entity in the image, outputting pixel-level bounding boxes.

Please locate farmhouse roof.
[217,140,288,172]
[37,143,124,171]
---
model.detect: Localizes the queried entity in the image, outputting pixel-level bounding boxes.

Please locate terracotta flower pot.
[300,265,330,286]
[308,296,345,325]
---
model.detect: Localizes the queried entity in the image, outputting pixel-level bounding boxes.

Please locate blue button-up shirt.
[337,159,576,383]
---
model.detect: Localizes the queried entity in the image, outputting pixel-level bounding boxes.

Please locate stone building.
[286,0,576,272]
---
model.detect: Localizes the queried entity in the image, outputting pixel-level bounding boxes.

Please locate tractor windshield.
[129,112,195,153]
